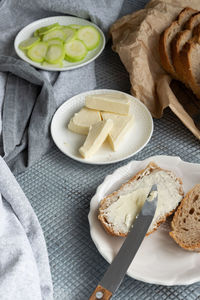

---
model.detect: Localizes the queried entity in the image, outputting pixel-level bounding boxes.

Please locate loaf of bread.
[170,184,200,252]
[159,7,197,78]
[159,7,200,99]
[98,162,184,237]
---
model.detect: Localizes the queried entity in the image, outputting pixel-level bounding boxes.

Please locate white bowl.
[14,16,105,71]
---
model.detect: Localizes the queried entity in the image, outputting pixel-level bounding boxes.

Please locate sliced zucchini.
[77,26,100,50]
[61,26,77,43]
[34,30,39,37]
[19,37,40,50]
[27,42,48,63]
[43,61,63,68]
[38,23,61,35]
[45,44,65,64]
[42,29,66,42]
[47,38,63,46]
[69,24,82,30]
[64,40,87,62]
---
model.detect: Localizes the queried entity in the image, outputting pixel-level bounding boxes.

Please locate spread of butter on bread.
[67,92,134,158]
[85,93,130,115]
[99,162,184,236]
[101,112,134,151]
[79,119,113,158]
[68,107,101,135]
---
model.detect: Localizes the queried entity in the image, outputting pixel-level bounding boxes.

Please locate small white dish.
[14,16,105,71]
[88,155,200,285]
[50,89,153,165]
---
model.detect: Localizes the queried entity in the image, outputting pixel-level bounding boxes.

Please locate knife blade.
[89,184,158,300]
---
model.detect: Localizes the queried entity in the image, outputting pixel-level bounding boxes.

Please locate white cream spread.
[103,170,182,234]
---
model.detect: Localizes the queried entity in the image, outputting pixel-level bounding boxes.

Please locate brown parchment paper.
[110,0,200,139]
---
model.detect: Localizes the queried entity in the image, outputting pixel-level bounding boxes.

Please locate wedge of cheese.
[85,93,130,115]
[79,119,113,158]
[101,112,134,151]
[68,107,101,135]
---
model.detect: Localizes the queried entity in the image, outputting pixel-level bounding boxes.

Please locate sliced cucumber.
[27,42,47,63]
[34,30,39,37]
[47,38,63,46]
[43,61,63,68]
[38,23,61,35]
[43,29,66,42]
[19,37,40,50]
[77,26,100,50]
[61,26,77,43]
[64,40,87,62]
[45,44,65,64]
[69,24,82,30]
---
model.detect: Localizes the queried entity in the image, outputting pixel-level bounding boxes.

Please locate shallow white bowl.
[50,89,153,165]
[88,155,200,285]
[14,16,105,71]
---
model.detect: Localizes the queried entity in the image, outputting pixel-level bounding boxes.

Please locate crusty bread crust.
[159,7,197,78]
[170,184,200,252]
[98,162,183,237]
[159,21,179,78]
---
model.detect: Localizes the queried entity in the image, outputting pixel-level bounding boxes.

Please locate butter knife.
[89,184,158,300]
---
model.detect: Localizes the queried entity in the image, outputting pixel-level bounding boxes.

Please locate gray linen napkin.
[0,0,124,174]
[0,156,53,300]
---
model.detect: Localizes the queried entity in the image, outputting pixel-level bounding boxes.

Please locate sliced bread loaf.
[159,7,197,78]
[98,162,184,237]
[170,184,200,252]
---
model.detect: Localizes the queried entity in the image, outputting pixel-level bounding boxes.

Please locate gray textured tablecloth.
[1,0,200,299]
[0,156,53,300]
[0,0,123,173]
[15,1,200,299]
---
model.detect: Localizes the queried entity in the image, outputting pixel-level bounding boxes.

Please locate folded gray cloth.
[0,0,124,174]
[0,156,53,300]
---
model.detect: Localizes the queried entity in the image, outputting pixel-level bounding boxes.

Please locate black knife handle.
[89,285,112,300]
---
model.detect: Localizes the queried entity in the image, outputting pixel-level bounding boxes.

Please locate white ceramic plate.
[50,89,153,165]
[14,16,105,71]
[88,155,200,285]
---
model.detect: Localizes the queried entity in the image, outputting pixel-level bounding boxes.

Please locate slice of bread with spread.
[98,162,184,237]
[170,184,200,252]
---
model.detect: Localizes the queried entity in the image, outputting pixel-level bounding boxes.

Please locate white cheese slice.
[79,119,113,158]
[68,107,101,135]
[85,93,130,115]
[101,112,134,151]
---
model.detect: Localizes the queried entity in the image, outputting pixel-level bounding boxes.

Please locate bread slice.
[184,12,200,30]
[180,41,200,99]
[171,30,192,84]
[159,7,197,78]
[98,162,184,237]
[170,184,200,252]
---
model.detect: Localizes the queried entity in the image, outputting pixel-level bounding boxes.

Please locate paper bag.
[110,0,200,139]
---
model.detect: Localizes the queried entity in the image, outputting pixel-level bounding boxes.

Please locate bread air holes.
[189,208,195,215]
[193,195,199,203]
[181,228,189,231]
